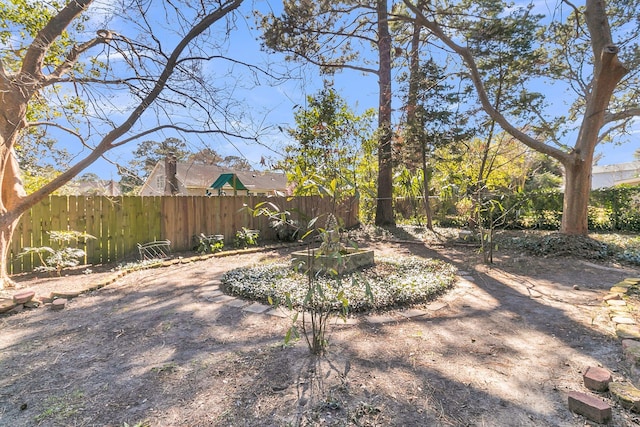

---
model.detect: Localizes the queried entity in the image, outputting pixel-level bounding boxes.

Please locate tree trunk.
[561,158,592,235]
[0,150,28,289]
[0,76,29,288]
[374,0,395,226]
[0,217,20,288]
[421,146,433,230]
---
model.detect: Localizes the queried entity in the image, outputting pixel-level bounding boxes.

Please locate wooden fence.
[10,195,359,274]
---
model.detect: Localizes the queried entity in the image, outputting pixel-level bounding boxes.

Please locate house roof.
[593,161,640,174]
[140,160,287,195]
[59,180,122,196]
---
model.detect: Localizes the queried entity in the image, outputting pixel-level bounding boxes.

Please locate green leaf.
[285,293,293,309]
[284,325,299,344]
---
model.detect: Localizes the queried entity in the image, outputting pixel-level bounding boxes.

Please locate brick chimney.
[164,154,179,195]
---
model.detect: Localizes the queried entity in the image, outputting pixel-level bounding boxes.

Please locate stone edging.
[604,278,640,407]
[568,277,640,423]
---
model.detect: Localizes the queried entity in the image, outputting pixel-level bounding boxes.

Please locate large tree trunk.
[559,18,627,234]
[0,149,28,289]
[561,158,592,235]
[375,0,395,226]
[0,217,21,288]
[0,73,29,288]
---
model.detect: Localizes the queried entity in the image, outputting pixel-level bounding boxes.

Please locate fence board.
[162,197,176,249]
[212,196,222,240]
[109,198,122,261]
[49,196,66,241]
[32,196,50,264]
[220,196,233,244]
[119,197,132,258]
[99,197,110,263]
[12,207,30,273]
[145,197,162,241]
[75,196,90,265]
[176,197,189,250]
[133,196,146,248]
[67,196,83,264]
[84,197,100,264]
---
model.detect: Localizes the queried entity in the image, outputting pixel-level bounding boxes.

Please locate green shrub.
[234,228,259,248]
[193,233,224,254]
[19,231,96,275]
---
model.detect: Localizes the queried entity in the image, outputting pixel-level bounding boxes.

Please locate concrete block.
[8,304,24,314]
[13,290,35,304]
[365,314,396,324]
[242,302,270,314]
[399,308,427,319]
[611,286,631,294]
[567,391,611,424]
[198,290,224,301]
[612,316,636,325]
[604,293,622,301]
[51,298,66,311]
[52,290,81,299]
[225,299,249,308]
[0,298,16,314]
[583,366,612,392]
[210,295,235,304]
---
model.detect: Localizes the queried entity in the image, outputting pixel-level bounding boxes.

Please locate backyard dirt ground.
[2,233,640,426]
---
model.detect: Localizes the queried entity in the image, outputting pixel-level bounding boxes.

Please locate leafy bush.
[193,233,224,254]
[429,185,640,232]
[234,228,259,248]
[19,231,96,275]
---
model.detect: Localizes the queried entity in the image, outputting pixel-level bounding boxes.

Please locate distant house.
[591,162,640,189]
[58,179,122,196]
[139,159,288,196]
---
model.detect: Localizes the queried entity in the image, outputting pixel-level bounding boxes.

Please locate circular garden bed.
[222,255,457,313]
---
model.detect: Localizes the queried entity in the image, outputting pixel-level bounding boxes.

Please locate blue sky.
[83,0,638,180]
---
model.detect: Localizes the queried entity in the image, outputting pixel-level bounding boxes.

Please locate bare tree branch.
[24,121,88,148]
[112,124,258,148]
[604,107,640,124]
[44,31,114,84]
[598,117,636,143]
[20,0,94,87]
[15,0,245,214]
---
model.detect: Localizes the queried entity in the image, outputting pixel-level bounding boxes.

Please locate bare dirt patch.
[2,238,640,426]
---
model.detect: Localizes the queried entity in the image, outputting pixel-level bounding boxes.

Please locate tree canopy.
[279,84,375,198]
